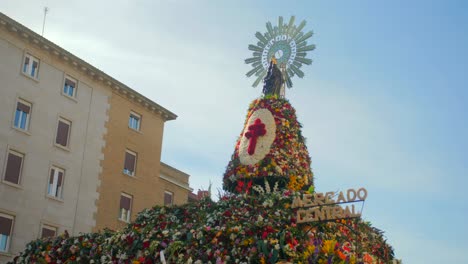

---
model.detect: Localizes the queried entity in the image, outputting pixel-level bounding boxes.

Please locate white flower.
[265,180,271,193]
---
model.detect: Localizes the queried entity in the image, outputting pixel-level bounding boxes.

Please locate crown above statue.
[245,16,315,94]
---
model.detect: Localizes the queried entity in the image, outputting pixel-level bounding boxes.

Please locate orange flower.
[337,250,347,260]
[363,252,373,264]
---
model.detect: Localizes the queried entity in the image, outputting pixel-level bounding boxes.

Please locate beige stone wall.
[160,163,192,205]
[160,162,190,185]
[0,27,109,262]
[94,93,166,231]
[0,14,190,263]
[159,179,191,206]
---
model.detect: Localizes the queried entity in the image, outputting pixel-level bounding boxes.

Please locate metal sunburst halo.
[245,16,315,90]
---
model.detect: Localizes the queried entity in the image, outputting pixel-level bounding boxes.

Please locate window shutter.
[65,79,75,88]
[57,171,63,187]
[56,121,70,146]
[0,216,13,236]
[17,102,30,114]
[4,153,22,184]
[41,228,55,238]
[120,195,131,210]
[164,192,173,205]
[124,152,135,172]
[49,169,55,184]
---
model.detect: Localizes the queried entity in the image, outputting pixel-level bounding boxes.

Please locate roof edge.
[0,12,177,121]
[160,162,190,178]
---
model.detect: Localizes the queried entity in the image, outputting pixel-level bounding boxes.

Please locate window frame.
[0,213,14,253]
[47,166,65,200]
[164,191,174,206]
[55,117,72,149]
[40,224,57,239]
[2,149,24,186]
[123,150,137,176]
[119,193,133,223]
[21,53,40,79]
[128,111,141,131]
[13,99,32,132]
[62,75,78,99]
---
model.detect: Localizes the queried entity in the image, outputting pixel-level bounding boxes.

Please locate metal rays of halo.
[245,16,315,88]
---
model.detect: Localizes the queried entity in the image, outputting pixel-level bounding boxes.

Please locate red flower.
[223,210,232,217]
[247,180,252,191]
[126,235,134,245]
[142,240,150,249]
[235,181,244,193]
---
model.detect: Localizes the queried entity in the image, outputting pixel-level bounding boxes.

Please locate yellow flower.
[303,245,315,258]
[242,238,253,246]
[322,240,337,254]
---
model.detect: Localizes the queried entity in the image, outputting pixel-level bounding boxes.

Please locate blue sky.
[1,1,467,262]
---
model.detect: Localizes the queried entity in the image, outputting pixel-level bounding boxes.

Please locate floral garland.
[224,96,313,193]
[10,230,113,264]
[10,192,395,264]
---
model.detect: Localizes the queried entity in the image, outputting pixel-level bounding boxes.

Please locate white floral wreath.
[238,108,276,165]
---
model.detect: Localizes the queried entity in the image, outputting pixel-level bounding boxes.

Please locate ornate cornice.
[0,12,177,121]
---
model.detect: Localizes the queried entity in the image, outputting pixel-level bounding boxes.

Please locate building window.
[47,166,64,199]
[55,118,71,148]
[14,100,31,131]
[3,150,24,185]
[164,191,173,206]
[119,193,132,222]
[128,112,141,131]
[22,53,39,79]
[40,224,57,238]
[123,150,136,176]
[0,213,14,253]
[63,76,77,98]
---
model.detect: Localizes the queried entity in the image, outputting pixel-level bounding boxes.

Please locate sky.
[1,0,467,262]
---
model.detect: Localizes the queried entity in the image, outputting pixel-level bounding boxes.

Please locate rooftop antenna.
[41,7,49,37]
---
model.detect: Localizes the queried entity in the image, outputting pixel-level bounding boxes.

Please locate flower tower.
[223,95,313,194]
[8,16,398,264]
[224,15,318,194]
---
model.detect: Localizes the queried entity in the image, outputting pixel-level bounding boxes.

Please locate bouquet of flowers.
[10,191,394,264]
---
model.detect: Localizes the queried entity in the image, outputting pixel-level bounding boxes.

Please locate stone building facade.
[0,12,191,262]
